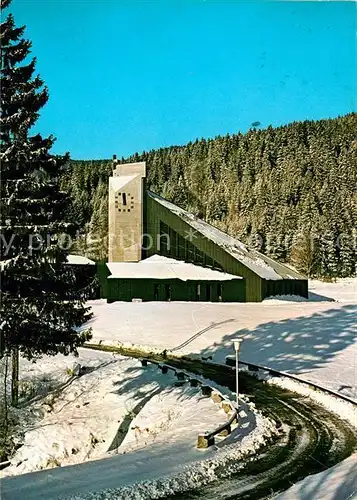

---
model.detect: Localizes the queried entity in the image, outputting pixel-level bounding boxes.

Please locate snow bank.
[263,294,310,303]
[263,374,357,429]
[274,453,357,500]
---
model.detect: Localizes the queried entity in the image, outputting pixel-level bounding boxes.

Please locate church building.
[104,159,308,302]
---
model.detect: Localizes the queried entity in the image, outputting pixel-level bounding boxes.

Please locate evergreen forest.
[61,113,357,278]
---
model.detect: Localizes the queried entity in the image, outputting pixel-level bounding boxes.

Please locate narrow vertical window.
[122,193,127,206]
[217,283,222,302]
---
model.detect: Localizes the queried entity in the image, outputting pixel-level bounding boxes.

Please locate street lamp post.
[232,338,243,412]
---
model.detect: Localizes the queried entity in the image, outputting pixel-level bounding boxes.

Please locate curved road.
[166,392,357,499]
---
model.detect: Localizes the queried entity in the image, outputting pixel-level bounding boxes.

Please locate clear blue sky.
[9,0,356,159]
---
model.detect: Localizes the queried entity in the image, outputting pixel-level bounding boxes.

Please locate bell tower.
[108,158,146,262]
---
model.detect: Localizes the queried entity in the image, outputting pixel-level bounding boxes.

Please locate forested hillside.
[61,113,357,278]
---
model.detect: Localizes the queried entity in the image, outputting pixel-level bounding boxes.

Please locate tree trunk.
[0,327,4,358]
[11,348,19,407]
[2,355,9,438]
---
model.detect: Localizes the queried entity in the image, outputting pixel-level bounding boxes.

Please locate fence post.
[221,401,232,414]
[197,432,214,448]
[218,424,231,437]
[211,391,223,404]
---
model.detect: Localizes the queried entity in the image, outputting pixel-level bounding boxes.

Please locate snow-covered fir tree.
[0,0,94,375]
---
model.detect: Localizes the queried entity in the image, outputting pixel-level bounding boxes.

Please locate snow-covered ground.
[0,350,224,476]
[1,278,355,498]
[83,278,357,401]
[1,407,275,500]
[275,452,357,500]
[1,348,268,480]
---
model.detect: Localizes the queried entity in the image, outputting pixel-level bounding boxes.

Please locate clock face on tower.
[114,192,135,213]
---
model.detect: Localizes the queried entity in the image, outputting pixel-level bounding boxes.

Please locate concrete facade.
[108,161,146,262]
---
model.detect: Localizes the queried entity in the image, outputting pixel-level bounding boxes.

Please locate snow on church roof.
[107,255,241,281]
[147,191,305,281]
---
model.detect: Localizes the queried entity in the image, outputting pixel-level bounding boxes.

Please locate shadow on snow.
[190,304,356,375]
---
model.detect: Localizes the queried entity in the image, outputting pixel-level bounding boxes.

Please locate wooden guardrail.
[197,393,238,448]
[139,358,238,448]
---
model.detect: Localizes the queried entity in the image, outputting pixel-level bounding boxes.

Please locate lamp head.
[232,338,243,352]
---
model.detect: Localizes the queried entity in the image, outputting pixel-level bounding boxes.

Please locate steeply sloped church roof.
[148,191,306,281]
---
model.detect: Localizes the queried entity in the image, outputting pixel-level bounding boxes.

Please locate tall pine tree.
[0,0,94,404]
